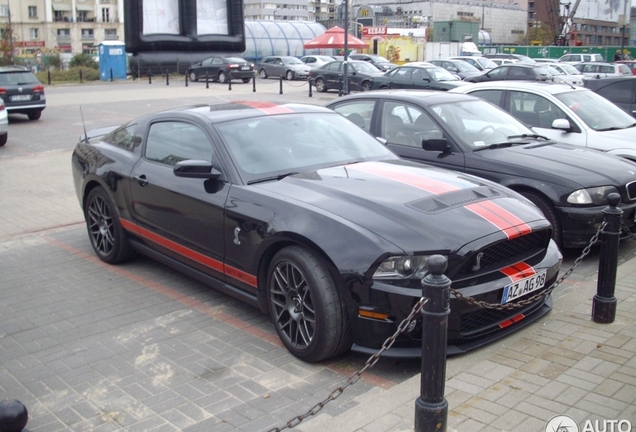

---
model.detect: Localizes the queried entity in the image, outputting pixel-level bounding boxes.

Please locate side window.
[395,67,413,80]
[103,124,140,150]
[583,55,591,62]
[469,90,504,107]
[509,67,527,77]
[597,82,634,104]
[410,68,428,82]
[489,67,507,77]
[510,92,566,128]
[331,100,375,131]
[212,58,222,65]
[145,121,213,166]
[326,62,341,72]
[382,101,439,147]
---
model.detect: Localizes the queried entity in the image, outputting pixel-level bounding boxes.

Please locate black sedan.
[309,60,385,92]
[464,64,553,83]
[72,101,561,361]
[370,63,470,91]
[327,90,636,249]
[429,59,484,80]
[186,56,254,83]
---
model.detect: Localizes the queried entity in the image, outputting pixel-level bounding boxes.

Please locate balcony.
[104,34,118,40]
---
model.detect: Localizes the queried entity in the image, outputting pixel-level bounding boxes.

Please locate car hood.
[257,160,547,252]
[593,126,636,145]
[476,141,636,187]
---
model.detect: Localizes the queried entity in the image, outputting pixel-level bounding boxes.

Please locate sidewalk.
[297,252,636,432]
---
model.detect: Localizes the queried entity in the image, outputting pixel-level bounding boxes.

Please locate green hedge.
[35,67,101,84]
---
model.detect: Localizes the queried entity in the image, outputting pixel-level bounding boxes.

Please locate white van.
[558,53,604,63]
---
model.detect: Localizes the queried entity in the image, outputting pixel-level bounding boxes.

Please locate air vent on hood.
[407,186,504,214]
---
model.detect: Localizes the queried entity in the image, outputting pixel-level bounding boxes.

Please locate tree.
[0,22,17,65]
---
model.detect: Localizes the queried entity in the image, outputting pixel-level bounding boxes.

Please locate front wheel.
[315,78,327,93]
[259,69,268,79]
[85,187,135,264]
[361,81,371,91]
[286,70,294,80]
[520,191,562,249]
[267,246,351,362]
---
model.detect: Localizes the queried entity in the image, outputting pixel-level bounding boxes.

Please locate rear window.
[0,71,39,86]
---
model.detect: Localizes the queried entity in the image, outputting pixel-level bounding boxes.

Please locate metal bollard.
[308,77,313,97]
[252,75,256,92]
[47,68,51,85]
[79,68,83,83]
[166,69,169,85]
[338,75,343,97]
[279,76,283,94]
[206,72,209,89]
[185,72,188,87]
[414,255,450,432]
[592,192,622,323]
[0,399,28,432]
[110,68,113,82]
[148,70,152,84]
[228,71,232,91]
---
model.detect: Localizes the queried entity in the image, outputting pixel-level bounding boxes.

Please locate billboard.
[573,0,627,23]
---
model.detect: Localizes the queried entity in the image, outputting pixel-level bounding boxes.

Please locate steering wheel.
[477,125,495,135]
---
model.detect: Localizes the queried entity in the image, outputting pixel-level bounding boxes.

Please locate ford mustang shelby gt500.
[72,101,562,362]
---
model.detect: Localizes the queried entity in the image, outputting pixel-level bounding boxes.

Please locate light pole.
[343,0,349,94]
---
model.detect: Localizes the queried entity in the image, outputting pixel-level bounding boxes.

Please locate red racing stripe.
[120,219,257,288]
[500,262,536,282]
[235,100,293,115]
[348,163,460,195]
[465,201,532,240]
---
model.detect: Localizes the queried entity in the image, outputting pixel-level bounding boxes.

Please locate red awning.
[303,26,369,50]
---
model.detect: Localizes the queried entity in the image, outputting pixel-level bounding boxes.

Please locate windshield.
[555,90,636,131]
[430,100,534,148]
[429,67,459,81]
[372,56,391,64]
[454,61,478,72]
[559,64,580,74]
[353,62,383,73]
[284,57,303,64]
[217,113,396,183]
[0,71,39,85]
[476,57,498,69]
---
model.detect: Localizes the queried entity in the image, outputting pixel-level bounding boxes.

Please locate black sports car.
[308,60,385,92]
[327,90,636,249]
[72,101,562,362]
[186,56,254,83]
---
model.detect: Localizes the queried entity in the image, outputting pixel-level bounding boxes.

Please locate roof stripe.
[235,100,293,115]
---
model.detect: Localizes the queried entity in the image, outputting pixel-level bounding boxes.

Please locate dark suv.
[0,66,45,120]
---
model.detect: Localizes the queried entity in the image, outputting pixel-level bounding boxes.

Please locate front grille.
[627,181,636,201]
[455,230,550,279]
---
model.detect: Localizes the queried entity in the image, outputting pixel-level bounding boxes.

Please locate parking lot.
[2,78,636,431]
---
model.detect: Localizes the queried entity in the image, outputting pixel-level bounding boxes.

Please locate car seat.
[384,114,415,146]
[346,113,366,130]
[533,99,553,128]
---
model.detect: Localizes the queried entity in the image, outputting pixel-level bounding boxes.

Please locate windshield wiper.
[247,172,299,185]
[473,142,515,151]
[506,133,550,140]
[596,123,636,131]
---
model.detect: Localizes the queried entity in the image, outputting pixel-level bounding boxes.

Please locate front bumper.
[557,202,636,248]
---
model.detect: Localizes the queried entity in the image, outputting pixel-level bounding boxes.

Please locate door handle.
[133,175,148,186]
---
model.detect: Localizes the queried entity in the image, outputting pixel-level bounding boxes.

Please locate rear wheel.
[267,246,351,362]
[0,133,6,146]
[520,191,562,249]
[259,69,268,79]
[189,71,198,82]
[242,78,252,83]
[28,111,41,120]
[218,71,227,83]
[315,78,327,92]
[85,187,135,264]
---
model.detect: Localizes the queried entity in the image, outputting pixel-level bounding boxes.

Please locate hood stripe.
[349,162,533,239]
[500,262,536,282]
[235,100,293,115]
[120,219,257,287]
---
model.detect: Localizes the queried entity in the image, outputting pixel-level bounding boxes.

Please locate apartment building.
[0,0,124,55]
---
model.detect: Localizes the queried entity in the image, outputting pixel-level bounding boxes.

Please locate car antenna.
[80,105,89,143]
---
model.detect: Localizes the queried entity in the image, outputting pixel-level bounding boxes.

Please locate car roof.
[0,65,30,73]
[584,75,636,88]
[330,89,477,105]
[450,80,589,96]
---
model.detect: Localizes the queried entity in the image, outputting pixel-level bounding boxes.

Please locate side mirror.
[422,138,450,152]
[174,160,221,179]
[551,118,571,131]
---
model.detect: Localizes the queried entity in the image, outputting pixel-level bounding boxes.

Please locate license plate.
[11,95,31,101]
[501,270,547,304]
[240,66,250,70]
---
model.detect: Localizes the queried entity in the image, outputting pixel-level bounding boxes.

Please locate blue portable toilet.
[98,41,127,80]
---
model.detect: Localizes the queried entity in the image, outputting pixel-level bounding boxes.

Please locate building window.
[57,28,70,39]
[81,28,94,39]
[54,11,65,21]
[30,28,39,39]
[105,28,117,40]
[102,7,110,22]
[0,5,7,16]
[77,11,88,21]
[28,6,37,18]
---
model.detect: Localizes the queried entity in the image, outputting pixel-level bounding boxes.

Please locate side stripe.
[500,262,536,282]
[120,219,258,288]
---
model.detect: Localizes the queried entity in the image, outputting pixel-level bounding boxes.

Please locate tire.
[242,78,251,83]
[28,111,41,120]
[520,191,562,249]
[286,70,294,81]
[315,78,327,93]
[218,71,227,83]
[85,187,135,264]
[0,133,6,146]
[267,246,351,362]
[189,71,198,82]
[259,69,268,79]
[361,81,371,91]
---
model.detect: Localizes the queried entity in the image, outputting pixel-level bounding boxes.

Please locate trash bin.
[98,41,127,80]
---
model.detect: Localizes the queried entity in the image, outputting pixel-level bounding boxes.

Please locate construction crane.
[556,0,582,46]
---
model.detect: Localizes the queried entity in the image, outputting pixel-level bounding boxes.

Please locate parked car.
[258,56,311,80]
[0,65,45,120]
[615,60,636,74]
[583,76,636,117]
[299,55,335,67]
[490,58,518,66]
[572,62,633,78]
[464,64,554,83]
[348,54,397,71]
[371,64,469,91]
[327,90,636,248]
[0,99,8,146]
[309,60,384,92]
[449,81,636,161]
[185,56,254,83]
[72,100,562,361]
[428,59,483,79]
[451,56,498,72]
[541,62,585,86]
[559,53,604,63]
[483,53,535,64]
[533,58,561,63]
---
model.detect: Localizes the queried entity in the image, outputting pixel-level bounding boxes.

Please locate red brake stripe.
[348,163,460,194]
[235,100,293,115]
[120,219,257,287]
[500,262,536,282]
[466,201,532,239]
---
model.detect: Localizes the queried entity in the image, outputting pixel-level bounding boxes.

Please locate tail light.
[0,104,5,111]
[227,63,239,69]
[33,85,44,93]
[0,87,6,95]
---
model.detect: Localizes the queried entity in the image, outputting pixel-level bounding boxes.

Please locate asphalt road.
[1,78,635,431]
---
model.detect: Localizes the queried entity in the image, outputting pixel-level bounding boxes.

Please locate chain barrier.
[266,296,429,432]
[451,221,606,311]
[620,219,636,241]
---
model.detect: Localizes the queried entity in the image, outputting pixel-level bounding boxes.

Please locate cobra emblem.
[471,252,485,272]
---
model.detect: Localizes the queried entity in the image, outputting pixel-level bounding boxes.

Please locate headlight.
[373,255,442,280]
[567,186,619,205]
